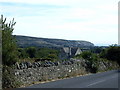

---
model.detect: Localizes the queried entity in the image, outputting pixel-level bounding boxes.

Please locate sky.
[0,0,119,46]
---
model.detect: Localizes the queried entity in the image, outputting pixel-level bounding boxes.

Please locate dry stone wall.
[14,60,87,86]
[12,59,119,87]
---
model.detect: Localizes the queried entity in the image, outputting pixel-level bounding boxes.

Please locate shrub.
[80,51,92,60]
[75,51,99,73]
[100,45,120,65]
[2,66,22,88]
[18,48,29,58]
[26,47,37,58]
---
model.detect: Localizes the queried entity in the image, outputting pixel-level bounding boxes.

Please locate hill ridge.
[15,35,94,48]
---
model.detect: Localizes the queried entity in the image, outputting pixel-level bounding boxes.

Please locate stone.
[15,62,20,69]
[54,62,59,66]
[24,63,27,69]
[57,69,60,71]
[37,62,41,67]
[32,62,38,68]
[19,62,25,69]
[25,62,32,68]
[69,70,72,72]
[69,60,74,64]
[15,71,19,75]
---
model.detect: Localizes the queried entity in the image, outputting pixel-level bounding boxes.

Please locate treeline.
[75,45,120,73]
[18,47,59,61]
[77,45,120,64]
[100,45,120,65]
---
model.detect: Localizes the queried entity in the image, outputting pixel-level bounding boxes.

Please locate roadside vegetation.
[74,45,120,73]
[18,47,59,62]
[100,45,120,65]
[1,15,120,88]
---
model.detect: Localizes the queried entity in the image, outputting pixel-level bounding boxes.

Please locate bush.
[75,51,99,73]
[80,51,92,60]
[18,48,29,58]
[2,66,22,88]
[100,45,120,65]
[26,47,37,58]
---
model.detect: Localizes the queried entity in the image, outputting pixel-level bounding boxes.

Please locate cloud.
[0,2,69,18]
[0,0,119,6]
[0,0,80,6]
[0,0,119,45]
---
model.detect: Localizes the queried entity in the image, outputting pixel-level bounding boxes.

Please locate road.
[26,70,119,88]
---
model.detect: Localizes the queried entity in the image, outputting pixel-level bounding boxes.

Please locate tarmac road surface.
[26,70,119,88]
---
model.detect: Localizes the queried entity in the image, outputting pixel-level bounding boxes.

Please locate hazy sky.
[0,0,119,46]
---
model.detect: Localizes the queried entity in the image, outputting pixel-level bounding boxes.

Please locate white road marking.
[87,80,106,87]
[87,74,118,87]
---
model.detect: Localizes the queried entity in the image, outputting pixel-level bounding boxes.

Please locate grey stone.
[19,62,25,69]
[15,62,20,69]
[25,62,32,68]
[54,62,59,66]
[37,62,41,67]
[32,62,38,68]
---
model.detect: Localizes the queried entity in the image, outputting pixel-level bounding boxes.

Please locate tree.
[80,51,92,60]
[100,45,120,65]
[36,48,59,59]
[18,48,28,58]
[1,15,18,66]
[91,46,103,54]
[26,47,37,58]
